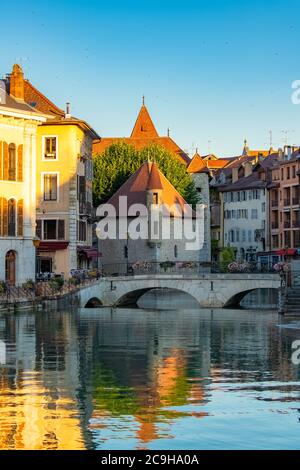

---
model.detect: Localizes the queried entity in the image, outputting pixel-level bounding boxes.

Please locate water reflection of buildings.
[0,312,85,449]
[0,306,299,450]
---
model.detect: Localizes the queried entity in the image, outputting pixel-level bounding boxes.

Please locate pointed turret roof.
[130,105,159,139]
[93,103,190,165]
[187,153,207,173]
[105,161,194,217]
[147,161,163,190]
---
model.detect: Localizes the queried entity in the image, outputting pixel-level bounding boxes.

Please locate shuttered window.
[36,220,42,239]
[0,142,3,180]
[8,144,16,181]
[17,144,23,181]
[3,142,8,180]
[2,198,8,236]
[58,220,65,240]
[0,197,3,236]
[17,199,23,237]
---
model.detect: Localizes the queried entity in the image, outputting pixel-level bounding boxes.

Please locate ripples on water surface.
[0,292,299,450]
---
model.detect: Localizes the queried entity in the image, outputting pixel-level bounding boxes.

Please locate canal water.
[0,291,299,450]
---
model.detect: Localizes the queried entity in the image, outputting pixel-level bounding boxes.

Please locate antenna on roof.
[269,130,273,148]
[281,129,295,146]
[142,95,145,106]
[167,127,170,137]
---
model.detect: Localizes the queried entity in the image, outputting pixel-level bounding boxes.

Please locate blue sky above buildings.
[1,0,300,156]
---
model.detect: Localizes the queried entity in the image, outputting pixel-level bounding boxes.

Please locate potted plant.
[0,281,6,295]
[159,260,175,272]
[49,277,64,292]
[22,279,35,291]
[69,276,80,286]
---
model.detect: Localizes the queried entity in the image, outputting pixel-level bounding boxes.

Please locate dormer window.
[43,136,58,160]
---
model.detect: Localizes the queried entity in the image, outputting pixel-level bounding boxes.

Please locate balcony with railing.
[284,198,290,207]
[271,221,279,230]
[284,220,291,229]
[271,199,279,207]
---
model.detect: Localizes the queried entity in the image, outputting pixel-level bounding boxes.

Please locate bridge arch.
[84,297,103,308]
[115,287,200,308]
[223,287,279,308]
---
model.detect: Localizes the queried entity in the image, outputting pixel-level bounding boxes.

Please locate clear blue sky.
[1,0,300,156]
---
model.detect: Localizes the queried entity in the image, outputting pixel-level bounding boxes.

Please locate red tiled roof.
[187,153,206,173]
[105,161,193,217]
[24,80,64,116]
[130,105,159,139]
[147,161,163,189]
[187,152,231,173]
[93,105,190,165]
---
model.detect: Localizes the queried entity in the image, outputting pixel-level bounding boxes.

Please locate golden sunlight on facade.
[0,64,100,283]
[0,65,48,285]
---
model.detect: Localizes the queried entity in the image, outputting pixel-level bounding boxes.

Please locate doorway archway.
[5,250,17,286]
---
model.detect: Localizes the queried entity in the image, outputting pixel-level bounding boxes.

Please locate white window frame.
[41,172,60,202]
[42,135,59,161]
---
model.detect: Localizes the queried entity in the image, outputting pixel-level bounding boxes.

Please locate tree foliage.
[93,142,199,207]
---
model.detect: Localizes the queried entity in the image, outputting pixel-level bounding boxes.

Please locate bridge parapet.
[79,273,281,309]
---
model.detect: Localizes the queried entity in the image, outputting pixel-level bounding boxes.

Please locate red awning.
[77,247,102,258]
[38,241,69,252]
[275,249,296,256]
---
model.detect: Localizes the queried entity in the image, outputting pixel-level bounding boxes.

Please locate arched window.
[8,199,16,236]
[8,144,16,181]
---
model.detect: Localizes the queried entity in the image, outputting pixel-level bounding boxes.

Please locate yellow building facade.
[36,120,98,277]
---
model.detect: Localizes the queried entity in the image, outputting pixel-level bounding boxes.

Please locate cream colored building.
[2,64,100,278]
[0,65,48,285]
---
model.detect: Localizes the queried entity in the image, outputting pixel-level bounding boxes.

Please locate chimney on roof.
[10,64,24,100]
[232,167,239,183]
[244,161,253,177]
[65,102,71,119]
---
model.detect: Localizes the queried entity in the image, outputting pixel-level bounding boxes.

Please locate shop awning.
[77,247,102,258]
[38,241,69,252]
[275,249,296,256]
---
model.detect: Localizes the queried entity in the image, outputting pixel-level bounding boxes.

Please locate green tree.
[220,247,236,272]
[93,142,199,207]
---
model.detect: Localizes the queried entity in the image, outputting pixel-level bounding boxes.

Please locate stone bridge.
[79,273,281,308]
